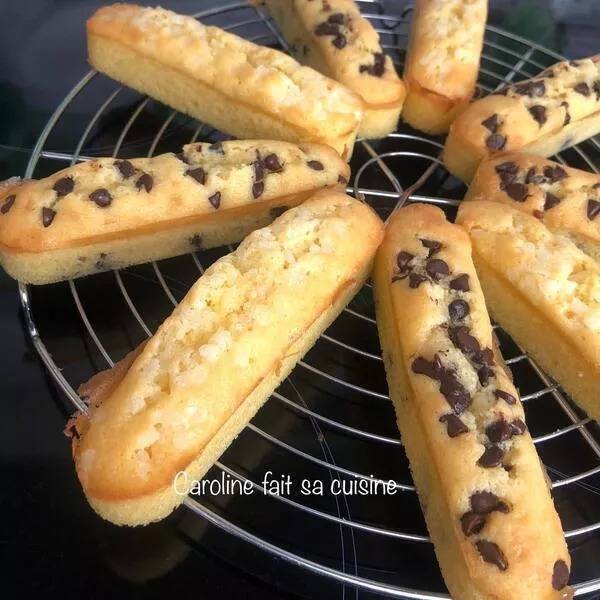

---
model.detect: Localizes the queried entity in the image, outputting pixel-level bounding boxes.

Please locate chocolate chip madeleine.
[87,4,364,158]
[373,204,570,599]
[444,54,600,182]
[256,0,406,139]
[465,153,600,263]
[457,200,600,425]
[70,190,384,526]
[0,140,348,284]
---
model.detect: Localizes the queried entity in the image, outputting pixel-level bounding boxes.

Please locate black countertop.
[1,2,600,599]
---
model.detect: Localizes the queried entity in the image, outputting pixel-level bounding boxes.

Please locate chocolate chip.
[252,181,265,199]
[115,159,135,179]
[449,299,470,323]
[409,272,427,288]
[89,188,112,208]
[478,364,494,387]
[396,251,414,272]
[476,540,508,571]
[253,158,265,182]
[528,105,547,126]
[420,238,442,258]
[525,166,544,184]
[481,114,499,132]
[327,12,345,24]
[486,134,506,151]
[189,234,202,249]
[0,194,16,214]
[587,199,600,220]
[494,389,517,405]
[332,34,347,49]
[477,445,504,468]
[495,161,518,175]
[53,176,74,197]
[263,153,283,172]
[593,80,600,101]
[478,347,495,367]
[307,160,325,171]
[371,52,385,76]
[497,170,517,189]
[544,192,561,210]
[552,560,570,591]
[449,326,481,355]
[270,206,288,218]
[561,101,571,126]
[136,173,154,192]
[411,355,443,380]
[514,79,545,98]
[574,82,590,96]
[471,491,509,514]
[315,21,340,36]
[209,141,225,154]
[450,274,470,292]
[208,191,221,209]
[533,210,544,220]
[439,413,468,437]
[478,366,494,386]
[42,207,56,227]
[543,165,568,183]
[505,182,529,202]
[485,419,514,443]
[439,370,471,414]
[461,512,486,536]
[186,167,206,185]
[338,174,347,185]
[360,52,386,77]
[510,419,527,435]
[175,152,190,164]
[426,259,449,280]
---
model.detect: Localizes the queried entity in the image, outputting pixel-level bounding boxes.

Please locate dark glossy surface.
[1,2,600,599]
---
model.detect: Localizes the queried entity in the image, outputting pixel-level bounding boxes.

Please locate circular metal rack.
[19,2,600,598]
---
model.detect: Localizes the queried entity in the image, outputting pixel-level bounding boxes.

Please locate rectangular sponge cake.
[87,4,365,158]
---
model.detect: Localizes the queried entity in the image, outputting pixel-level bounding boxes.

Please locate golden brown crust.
[465,153,600,261]
[457,200,600,424]
[87,4,364,155]
[260,0,405,136]
[0,141,349,283]
[401,74,472,134]
[444,55,600,181]
[72,191,384,524]
[402,0,487,133]
[373,203,570,599]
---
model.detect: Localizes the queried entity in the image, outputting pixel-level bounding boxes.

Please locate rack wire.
[18,2,600,598]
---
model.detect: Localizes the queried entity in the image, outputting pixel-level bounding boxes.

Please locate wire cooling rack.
[18,2,600,598]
